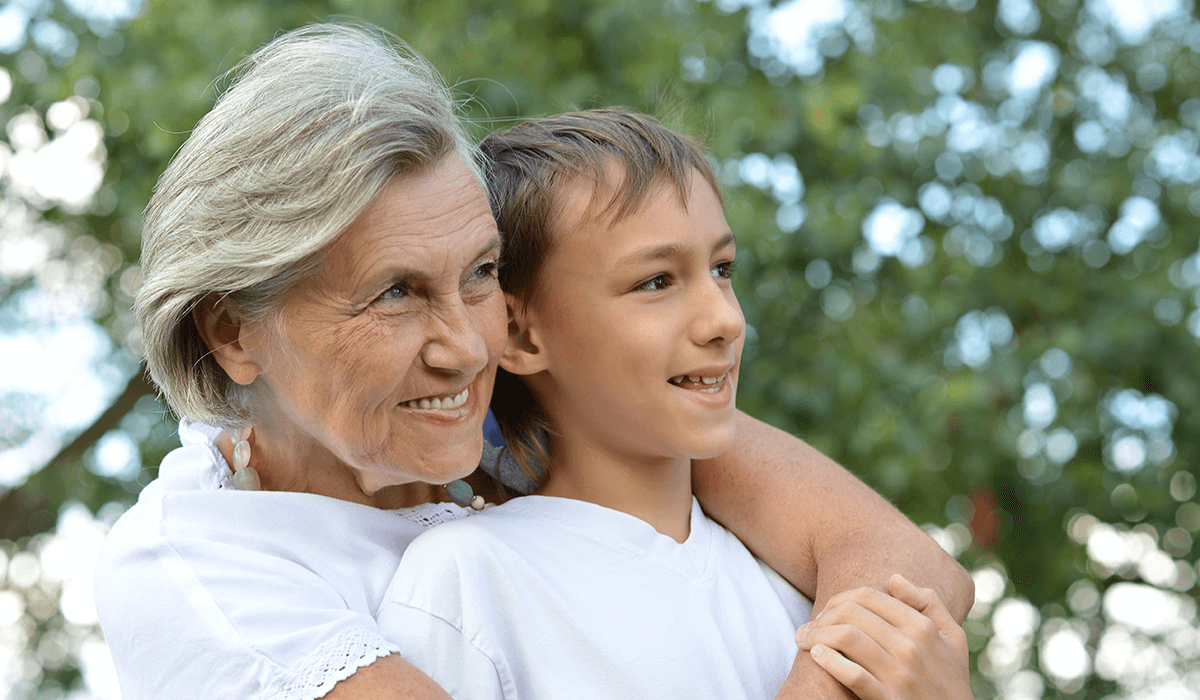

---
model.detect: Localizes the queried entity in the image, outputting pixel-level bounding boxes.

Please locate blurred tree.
[1,0,1197,698]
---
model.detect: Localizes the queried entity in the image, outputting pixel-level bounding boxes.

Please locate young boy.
[377,107,811,699]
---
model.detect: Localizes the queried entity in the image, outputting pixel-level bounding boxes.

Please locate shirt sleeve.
[378,602,506,700]
[94,497,399,700]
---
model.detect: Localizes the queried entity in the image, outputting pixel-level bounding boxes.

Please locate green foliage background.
[0,0,1197,698]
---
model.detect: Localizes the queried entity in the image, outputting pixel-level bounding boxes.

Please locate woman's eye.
[377,283,409,301]
[473,260,500,281]
[636,274,671,292]
[712,261,735,280]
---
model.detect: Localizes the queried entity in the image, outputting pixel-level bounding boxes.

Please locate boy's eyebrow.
[618,231,737,267]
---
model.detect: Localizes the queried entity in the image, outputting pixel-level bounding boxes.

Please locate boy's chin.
[684,429,737,461]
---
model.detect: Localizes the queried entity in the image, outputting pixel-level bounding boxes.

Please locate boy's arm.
[693,411,974,699]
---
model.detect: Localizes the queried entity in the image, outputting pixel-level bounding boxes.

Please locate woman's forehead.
[322,160,497,283]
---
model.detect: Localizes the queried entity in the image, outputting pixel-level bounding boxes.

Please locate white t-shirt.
[378,495,813,700]
[93,420,473,700]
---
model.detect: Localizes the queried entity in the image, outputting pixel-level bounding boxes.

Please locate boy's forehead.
[551,174,621,236]
[550,165,690,239]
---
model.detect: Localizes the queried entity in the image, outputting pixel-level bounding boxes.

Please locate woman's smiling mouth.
[404,387,470,410]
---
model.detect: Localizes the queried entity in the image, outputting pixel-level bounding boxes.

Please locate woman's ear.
[193,294,263,386]
[499,293,550,376]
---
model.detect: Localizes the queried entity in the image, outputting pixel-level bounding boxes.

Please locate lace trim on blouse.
[266,626,400,700]
[262,505,473,698]
[392,501,476,528]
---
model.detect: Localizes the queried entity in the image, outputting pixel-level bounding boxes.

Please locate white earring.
[227,426,261,491]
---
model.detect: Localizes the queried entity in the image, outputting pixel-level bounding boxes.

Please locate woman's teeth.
[668,374,727,392]
[405,387,469,410]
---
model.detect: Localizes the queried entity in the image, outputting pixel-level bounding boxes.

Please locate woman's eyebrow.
[472,234,503,262]
[358,234,503,293]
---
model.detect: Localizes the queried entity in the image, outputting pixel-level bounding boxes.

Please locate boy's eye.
[636,274,671,292]
[712,261,735,280]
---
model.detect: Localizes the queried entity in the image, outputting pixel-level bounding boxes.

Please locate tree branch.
[0,371,158,540]
[0,276,35,310]
[48,370,157,467]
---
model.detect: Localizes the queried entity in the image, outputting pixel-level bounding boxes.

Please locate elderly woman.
[94,23,971,700]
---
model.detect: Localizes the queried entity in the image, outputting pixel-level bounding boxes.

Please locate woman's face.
[242,157,506,494]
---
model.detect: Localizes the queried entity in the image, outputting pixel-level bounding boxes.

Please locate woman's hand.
[794,574,973,700]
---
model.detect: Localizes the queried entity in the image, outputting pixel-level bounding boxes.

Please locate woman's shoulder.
[94,421,423,700]
[98,478,422,610]
[95,420,425,641]
[135,419,230,497]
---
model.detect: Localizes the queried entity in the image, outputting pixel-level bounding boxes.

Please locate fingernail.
[811,644,824,658]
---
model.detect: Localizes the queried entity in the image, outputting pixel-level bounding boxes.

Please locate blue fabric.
[484,410,505,447]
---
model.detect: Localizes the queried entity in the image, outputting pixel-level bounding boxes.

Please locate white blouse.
[93,420,474,700]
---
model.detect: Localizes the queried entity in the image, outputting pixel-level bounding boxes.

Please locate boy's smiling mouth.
[668,374,728,393]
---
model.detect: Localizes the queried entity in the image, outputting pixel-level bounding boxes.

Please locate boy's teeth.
[670,374,726,387]
[406,388,469,410]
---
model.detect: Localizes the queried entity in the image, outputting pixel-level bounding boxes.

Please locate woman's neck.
[214,420,440,509]
[535,434,694,543]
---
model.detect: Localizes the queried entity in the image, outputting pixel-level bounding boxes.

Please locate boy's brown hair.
[479,107,722,483]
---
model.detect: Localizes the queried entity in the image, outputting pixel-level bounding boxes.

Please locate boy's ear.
[193,294,263,386]
[499,293,550,376]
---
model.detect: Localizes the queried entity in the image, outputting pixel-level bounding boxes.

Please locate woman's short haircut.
[137,23,477,430]
[479,107,722,482]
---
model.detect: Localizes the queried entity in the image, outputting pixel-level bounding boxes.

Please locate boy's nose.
[692,280,744,347]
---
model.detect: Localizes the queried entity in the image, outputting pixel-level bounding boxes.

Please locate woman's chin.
[404,439,484,488]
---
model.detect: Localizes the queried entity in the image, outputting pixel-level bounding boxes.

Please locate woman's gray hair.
[136,23,479,430]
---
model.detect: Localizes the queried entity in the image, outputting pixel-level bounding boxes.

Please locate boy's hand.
[794,575,973,700]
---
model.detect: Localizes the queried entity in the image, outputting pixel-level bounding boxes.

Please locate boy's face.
[520,170,744,464]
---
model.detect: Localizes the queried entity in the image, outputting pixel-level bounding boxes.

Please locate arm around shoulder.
[693,411,974,620]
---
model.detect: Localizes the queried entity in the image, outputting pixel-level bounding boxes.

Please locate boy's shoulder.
[400,497,542,569]
[386,498,563,617]
[394,495,605,595]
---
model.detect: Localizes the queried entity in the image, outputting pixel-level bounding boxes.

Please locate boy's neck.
[535,438,694,543]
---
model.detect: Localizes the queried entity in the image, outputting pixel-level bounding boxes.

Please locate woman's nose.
[422,299,490,375]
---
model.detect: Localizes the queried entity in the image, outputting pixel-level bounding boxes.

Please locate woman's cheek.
[481,291,509,359]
